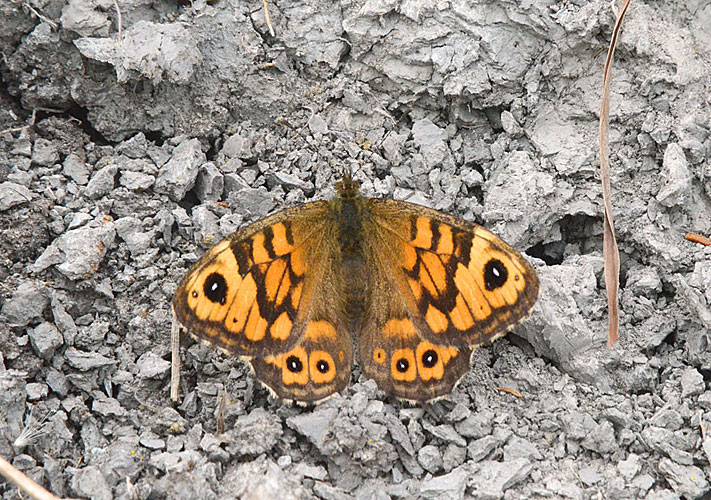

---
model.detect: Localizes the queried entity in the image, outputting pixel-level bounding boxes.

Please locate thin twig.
[170,313,181,402]
[17,0,58,29]
[599,0,630,348]
[0,109,37,136]
[113,0,123,41]
[686,233,711,246]
[0,456,63,500]
[263,0,276,37]
[216,389,227,435]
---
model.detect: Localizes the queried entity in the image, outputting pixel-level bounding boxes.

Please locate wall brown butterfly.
[172,174,539,403]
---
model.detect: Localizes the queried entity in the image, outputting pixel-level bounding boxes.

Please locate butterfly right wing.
[357,198,538,402]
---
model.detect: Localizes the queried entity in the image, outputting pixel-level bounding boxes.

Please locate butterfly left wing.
[173,200,354,404]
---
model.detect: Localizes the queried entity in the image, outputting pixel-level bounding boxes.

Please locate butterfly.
[172,174,539,403]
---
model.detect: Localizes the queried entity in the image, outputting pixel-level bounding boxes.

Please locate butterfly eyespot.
[316,360,330,373]
[483,258,508,291]
[373,348,386,364]
[286,355,303,373]
[396,358,410,373]
[203,273,228,304]
[191,291,198,298]
[421,349,438,368]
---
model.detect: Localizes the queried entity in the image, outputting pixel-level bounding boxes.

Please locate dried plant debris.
[1,1,711,499]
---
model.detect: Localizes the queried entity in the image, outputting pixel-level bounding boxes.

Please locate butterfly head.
[336,173,360,200]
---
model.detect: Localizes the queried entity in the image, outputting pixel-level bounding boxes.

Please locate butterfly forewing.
[173,201,334,358]
[365,199,539,347]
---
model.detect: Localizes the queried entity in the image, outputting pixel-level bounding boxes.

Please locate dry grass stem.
[599,0,630,348]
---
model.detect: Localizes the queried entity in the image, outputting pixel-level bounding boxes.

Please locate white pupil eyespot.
[492,268,500,277]
[212,283,219,291]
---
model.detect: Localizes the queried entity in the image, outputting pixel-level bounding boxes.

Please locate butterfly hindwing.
[250,317,353,403]
[357,315,473,402]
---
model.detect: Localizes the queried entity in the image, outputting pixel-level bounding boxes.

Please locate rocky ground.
[1,0,711,499]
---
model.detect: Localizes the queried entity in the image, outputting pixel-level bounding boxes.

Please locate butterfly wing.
[366,198,539,346]
[174,200,354,403]
[249,314,353,403]
[174,201,331,358]
[358,315,473,402]
[357,198,539,402]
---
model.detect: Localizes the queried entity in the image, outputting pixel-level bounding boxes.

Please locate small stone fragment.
[420,465,468,500]
[412,118,449,169]
[266,171,313,193]
[46,368,70,397]
[28,322,63,360]
[455,411,494,438]
[467,435,498,462]
[71,466,112,500]
[63,154,90,184]
[442,444,466,472]
[194,162,224,202]
[469,458,533,498]
[292,463,328,480]
[286,408,337,451]
[224,408,282,457]
[155,138,205,201]
[31,138,59,167]
[656,143,691,207]
[658,458,708,499]
[2,282,49,326]
[503,435,543,461]
[64,348,116,370]
[116,132,149,158]
[219,458,310,500]
[221,132,253,160]
[84,165,118,199]
[680,368,704,398]
[578,466,601,486]
[385,413,415,455]
[140,433,166,450]
[617,453,641,480]
[119,170,155,190]
[136,351,171,379]
[115,217,154,256]
[417,444,443,474]
[60,0,111,36]
[33,222,116,280]
[92,396,126,417]
[0,182,34,211]
[421,421,466,447]
[25,382,49,401]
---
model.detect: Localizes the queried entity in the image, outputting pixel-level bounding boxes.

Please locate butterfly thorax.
[333,175,365,256]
